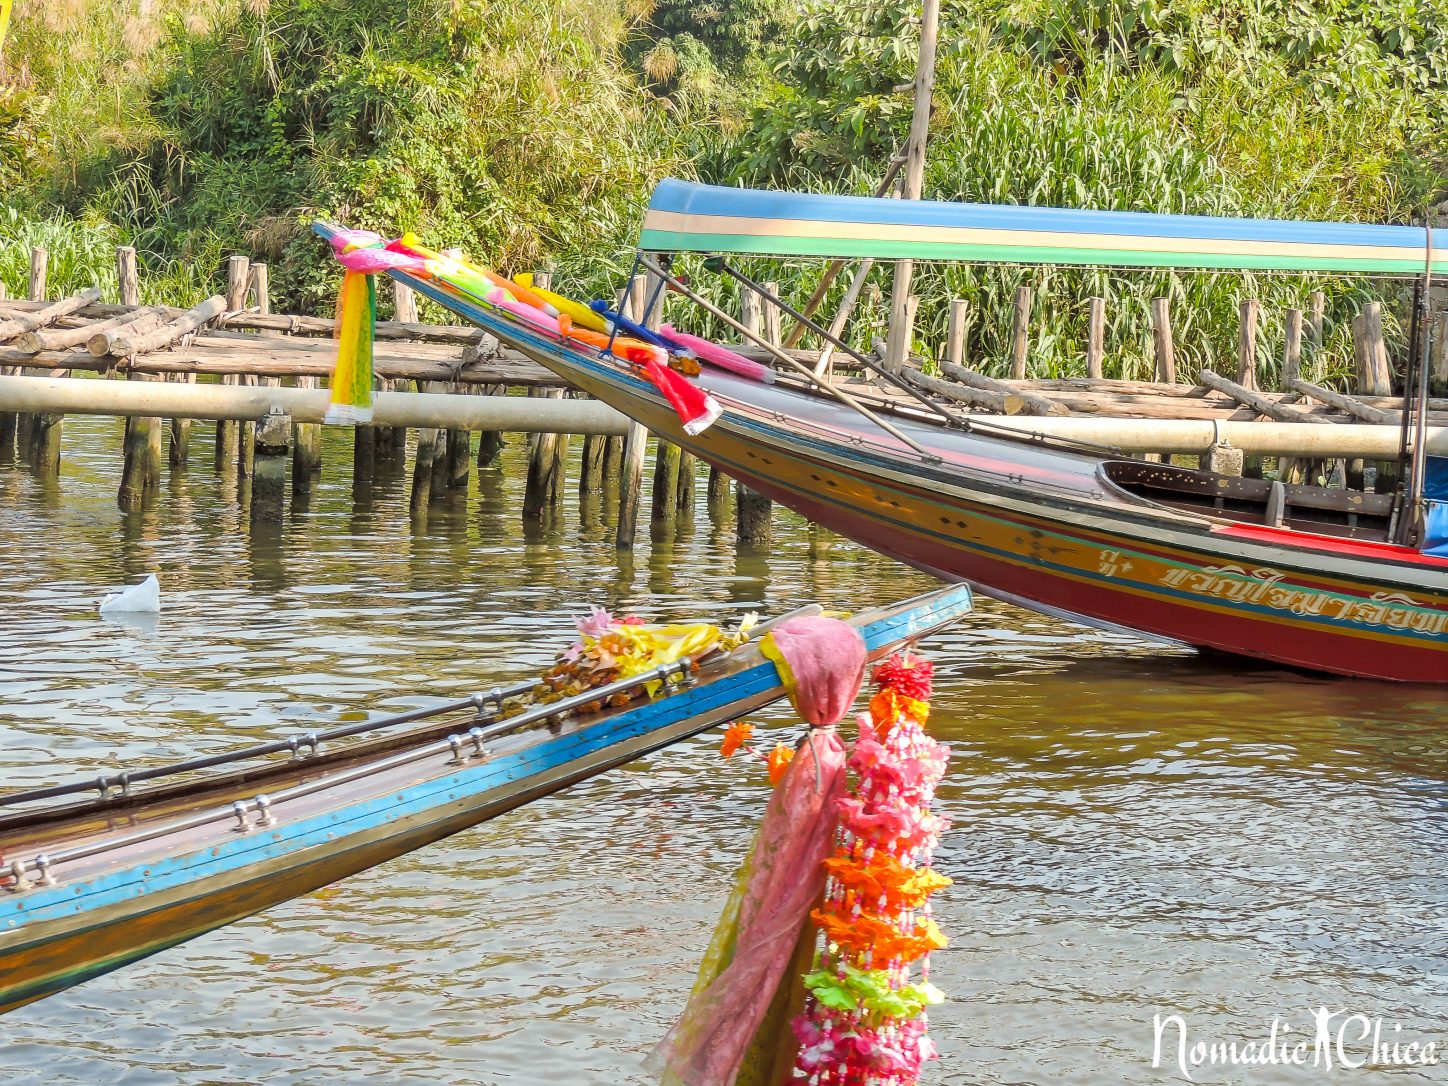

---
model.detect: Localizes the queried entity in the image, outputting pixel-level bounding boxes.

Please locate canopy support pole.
[633,256,942,461]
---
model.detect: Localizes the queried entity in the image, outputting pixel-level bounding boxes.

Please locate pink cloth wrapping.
[659,325,775,384]
[648,618,866,1086]
[766,617,868,727]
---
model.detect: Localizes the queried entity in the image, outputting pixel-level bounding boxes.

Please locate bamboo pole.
[884,0,940,371]
[812,256,876,378]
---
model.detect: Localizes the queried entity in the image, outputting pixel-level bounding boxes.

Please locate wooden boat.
[0,586,973,1016]
[319,188,1448,683]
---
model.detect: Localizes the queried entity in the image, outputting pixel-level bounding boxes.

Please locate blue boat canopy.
[639,180,1446,275]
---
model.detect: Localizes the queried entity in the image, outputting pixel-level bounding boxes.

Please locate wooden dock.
[1,246,1442,542]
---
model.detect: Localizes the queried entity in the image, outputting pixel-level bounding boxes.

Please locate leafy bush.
[698,0,1444,380]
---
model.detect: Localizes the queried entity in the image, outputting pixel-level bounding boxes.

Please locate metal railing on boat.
[5,659,695,891]
[0,679,544,811]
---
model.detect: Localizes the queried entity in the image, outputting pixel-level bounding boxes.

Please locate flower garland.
[792,653,952,1085]
[504,606,756,719]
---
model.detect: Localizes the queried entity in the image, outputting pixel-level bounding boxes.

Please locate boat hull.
[0,589,972,1015]
[413,289,1444,683]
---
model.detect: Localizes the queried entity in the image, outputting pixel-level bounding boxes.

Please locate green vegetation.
[2,0,1444,380]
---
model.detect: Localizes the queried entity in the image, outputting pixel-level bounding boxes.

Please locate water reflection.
[0,416,1442,1086]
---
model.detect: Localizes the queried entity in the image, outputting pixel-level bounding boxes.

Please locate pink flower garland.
[792,654,951,1085]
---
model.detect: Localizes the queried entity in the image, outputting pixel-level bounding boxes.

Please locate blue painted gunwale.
[2,591,972,935]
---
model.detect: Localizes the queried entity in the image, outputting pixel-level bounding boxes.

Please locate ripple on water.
[0,418,1444,1085]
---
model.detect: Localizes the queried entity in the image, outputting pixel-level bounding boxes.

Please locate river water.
[0,418,1443,1085]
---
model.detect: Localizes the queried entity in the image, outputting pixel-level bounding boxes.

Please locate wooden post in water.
[651,275,689,524]
[1151,297,1176,384]
[615,275,652,549]
[118,373,164,511]
[652,439,682,522]
[735,287,772,545]
[1086,296,1105,379]
[524,387,566,518]
[407,379,436,514]
[478,382,507,468]
[291,262,323,488]
[26,246,69,476]
[215,255,249,471]
[385,281,418,461]
[884,0,939,371]
[251,409,291,524]
[1010,285,1032,381]
[0,264,19,459]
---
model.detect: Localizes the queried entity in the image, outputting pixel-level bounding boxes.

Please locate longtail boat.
[312,187,1447,683]
[0,586,973,1016]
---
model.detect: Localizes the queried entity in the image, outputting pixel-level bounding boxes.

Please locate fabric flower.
[766,742,795,785]
[576,605,616,639]
[872,653,934,702]
[719,721,754,759]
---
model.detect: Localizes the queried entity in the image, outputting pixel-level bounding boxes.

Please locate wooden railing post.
[1010,285,1032,380]
[1150,297,1176,384]
[1085,296,1105,379]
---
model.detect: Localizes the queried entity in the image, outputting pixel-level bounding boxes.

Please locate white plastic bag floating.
[100,574,161,614]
